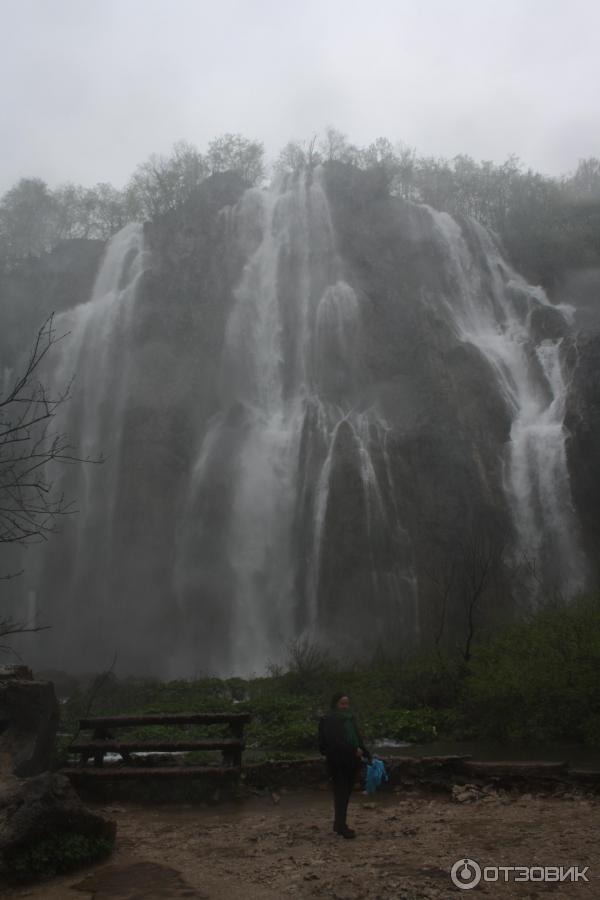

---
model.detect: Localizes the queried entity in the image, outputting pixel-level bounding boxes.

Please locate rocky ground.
[5,787,600,899]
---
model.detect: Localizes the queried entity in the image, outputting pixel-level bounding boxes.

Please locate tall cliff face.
[7,165,594,676]
[565,333,600,576]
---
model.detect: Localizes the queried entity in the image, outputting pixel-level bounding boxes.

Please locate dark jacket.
[318,712,372,769]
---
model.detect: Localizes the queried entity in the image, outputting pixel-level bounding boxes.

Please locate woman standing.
[319,692,372,838]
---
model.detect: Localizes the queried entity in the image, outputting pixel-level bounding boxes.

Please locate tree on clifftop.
[0,178,56,267]
[207,133,265,184]
[127,140,209,219]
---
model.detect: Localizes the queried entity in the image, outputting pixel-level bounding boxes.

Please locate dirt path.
[5,789,600,899]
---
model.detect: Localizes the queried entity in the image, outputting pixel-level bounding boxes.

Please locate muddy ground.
[5,788,600,899]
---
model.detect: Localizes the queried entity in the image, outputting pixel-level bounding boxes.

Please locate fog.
[2,0,599,193]
[3,0,600,833]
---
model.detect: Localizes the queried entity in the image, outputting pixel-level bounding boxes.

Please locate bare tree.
[206,133,264,184]
[126,140,210,220]
[318,126,358,164]
[457,530,507,663]
[0,315,100,640]
[424,555,456,653]
[422,527,509,662]
[274,135,322,175]
[517,550,566,609]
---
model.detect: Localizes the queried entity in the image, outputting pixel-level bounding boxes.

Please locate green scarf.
[333,709,359,748]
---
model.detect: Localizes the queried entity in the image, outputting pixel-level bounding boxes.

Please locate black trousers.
[330,763,358,827]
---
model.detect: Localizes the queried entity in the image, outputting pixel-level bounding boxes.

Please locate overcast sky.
[1,0,599,194]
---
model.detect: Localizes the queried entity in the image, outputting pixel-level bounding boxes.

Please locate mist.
[2,0,600,194]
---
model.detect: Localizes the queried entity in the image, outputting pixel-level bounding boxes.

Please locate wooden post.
[92,725,109,768]
[229,720,244,768]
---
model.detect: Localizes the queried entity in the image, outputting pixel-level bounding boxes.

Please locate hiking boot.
[334,824,356,838]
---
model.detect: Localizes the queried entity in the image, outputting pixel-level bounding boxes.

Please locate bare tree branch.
[0,315,103,644]
[0,314,102,551]
[67,652,118,749]
[457,530,506,662]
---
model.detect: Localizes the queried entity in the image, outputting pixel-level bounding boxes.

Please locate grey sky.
[2,0,599,193]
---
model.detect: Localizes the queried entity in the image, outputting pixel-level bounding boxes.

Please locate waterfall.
[29,223,148,658]
[17,174,589,677]
[429,209,585,593]
[46,223,146,459]
[177,171,415,674]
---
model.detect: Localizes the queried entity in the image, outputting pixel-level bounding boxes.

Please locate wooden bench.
[63,712,251,780]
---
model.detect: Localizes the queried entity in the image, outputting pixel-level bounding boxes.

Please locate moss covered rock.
[0,772,116,884]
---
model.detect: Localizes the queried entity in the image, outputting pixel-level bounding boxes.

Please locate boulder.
[529,303,569,342]
[0,673,59,777]
[0,772,115,882]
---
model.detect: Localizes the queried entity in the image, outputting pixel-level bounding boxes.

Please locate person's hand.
[356,748,363,758]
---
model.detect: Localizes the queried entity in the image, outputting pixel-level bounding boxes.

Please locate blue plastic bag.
[365,757,389,794]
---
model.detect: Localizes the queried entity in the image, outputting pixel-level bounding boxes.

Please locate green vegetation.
[5,833,114,883]
[463,592,600,744]
[56,593,600,762]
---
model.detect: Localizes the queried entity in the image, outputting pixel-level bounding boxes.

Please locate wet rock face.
[565,332,600,574]
[320,165,519,636]
[529,304,569,343]
[0,772,115,883]
[0,674,58,778]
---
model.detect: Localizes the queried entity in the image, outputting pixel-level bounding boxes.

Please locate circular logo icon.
[451,858,482,890]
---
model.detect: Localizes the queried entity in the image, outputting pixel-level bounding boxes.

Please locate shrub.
[6,833,114,882]
[460,593,600,743]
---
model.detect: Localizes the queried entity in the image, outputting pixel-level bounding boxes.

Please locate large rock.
[0,671,59,777]
[0,772,115,882]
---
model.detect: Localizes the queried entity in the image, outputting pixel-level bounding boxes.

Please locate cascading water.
[18,170,589,676]
[429,210,586,593]
[26,223,148,659]
[48,222,146,487]
[176,171,414,674]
